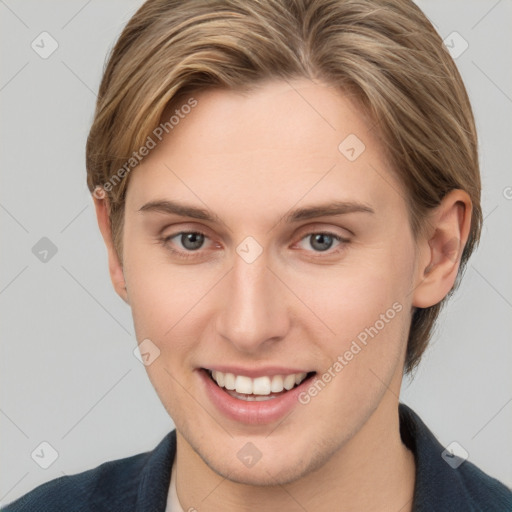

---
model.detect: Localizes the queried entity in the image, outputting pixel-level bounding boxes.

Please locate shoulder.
[456,457,512,509]
[2,453,147,512]
[399,403,512,512]
[2,431,176,512]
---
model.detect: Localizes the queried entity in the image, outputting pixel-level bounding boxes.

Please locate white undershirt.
[165,458,185,512]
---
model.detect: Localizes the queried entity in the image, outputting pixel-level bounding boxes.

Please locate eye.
[160,231,212,260]
[295,231,349,255]
[172,232,206,251]
[159,229,350,261]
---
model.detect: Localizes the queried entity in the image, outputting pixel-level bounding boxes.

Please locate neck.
[174,397,415,511]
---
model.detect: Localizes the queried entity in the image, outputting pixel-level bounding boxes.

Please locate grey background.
[1,0,511,505]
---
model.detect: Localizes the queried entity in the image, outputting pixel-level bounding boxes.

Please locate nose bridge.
[216,241,287,351]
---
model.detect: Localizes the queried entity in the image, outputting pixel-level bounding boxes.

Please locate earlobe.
[92,188,130,305]
[412,190,472,308]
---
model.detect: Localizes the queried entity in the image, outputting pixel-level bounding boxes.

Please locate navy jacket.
[3,404,512,511]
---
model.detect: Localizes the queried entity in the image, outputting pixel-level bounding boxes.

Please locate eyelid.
[160,221,352,241]
[292,230,349,256]
[294,222,354,239]
[160,224,351,261]
[163,229,216,251]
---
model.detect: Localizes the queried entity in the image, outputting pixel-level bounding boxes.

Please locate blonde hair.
[86,0,482,373]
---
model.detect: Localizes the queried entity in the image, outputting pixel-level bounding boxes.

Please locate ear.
[412,189,473,308]
[92,188,130,304]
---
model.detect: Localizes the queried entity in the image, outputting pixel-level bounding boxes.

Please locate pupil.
[182,232,204,250]
[311,233,332,252]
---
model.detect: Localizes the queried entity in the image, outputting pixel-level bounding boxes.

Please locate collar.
[399,402,511,511]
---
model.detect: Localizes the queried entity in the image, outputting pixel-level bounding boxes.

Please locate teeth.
[252,376,271,395]
[209,370,308,396]
[283,374,296,390]
[235,375,253,394]
[212,370,224,388]
[224,372,236,390]
[229,391,276,401]
[270,375,284,393]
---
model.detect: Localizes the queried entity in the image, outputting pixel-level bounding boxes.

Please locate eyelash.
[159,230,350,261]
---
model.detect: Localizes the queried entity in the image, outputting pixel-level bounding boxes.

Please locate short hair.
[86,0,482,374]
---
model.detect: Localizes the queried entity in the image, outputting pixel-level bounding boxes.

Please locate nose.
[215,245,290,354]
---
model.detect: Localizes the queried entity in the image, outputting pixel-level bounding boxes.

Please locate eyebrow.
[138,199,375,224]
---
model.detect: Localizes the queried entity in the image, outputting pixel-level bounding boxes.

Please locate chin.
[189,432,339,488]
[205,455,311,487]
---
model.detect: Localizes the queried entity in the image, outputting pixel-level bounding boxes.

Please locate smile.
[199,367,316,423]
[207,369,311,401]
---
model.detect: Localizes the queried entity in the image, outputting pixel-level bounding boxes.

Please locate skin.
[94,78,472,512]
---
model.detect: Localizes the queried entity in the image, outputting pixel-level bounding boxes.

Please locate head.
[87,0,481,485]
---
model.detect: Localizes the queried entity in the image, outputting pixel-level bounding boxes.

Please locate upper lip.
[201,366,313,378]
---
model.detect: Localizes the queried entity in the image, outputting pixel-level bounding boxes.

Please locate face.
[119,79,421,485]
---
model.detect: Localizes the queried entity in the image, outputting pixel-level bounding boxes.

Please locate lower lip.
[198,369,315,425]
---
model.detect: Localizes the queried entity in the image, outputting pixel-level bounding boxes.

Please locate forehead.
[126,78,406,225]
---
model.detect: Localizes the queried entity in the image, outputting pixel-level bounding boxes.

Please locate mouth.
[199,367,317,424]
[202,368,316,401]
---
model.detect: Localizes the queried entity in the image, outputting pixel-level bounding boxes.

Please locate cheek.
[294,261,412,417]
[123,247,227,374]
[122,234,181,337]
[127,264,197,342]
[124,225,415,356]
[296,246,413,337]
[292,245,415,389]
